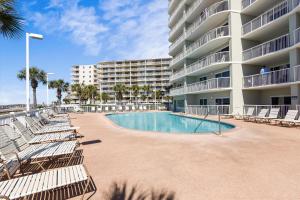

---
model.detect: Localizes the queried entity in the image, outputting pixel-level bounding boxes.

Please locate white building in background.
[98,58,171,104]
[71,64,99,87]
[168,0,300,115]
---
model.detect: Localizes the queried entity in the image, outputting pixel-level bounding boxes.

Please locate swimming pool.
[106,112,235,134]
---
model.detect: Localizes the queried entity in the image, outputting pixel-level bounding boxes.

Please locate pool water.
[106,112,234,134]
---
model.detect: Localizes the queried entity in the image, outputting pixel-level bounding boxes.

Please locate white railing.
[186,51,230,74]
[169,33,185,52]
[170,86,185,96]
[186,26,230,56]
[186,0,229,38]
[169,0,185,25]
[169,13,185,38]
[243,32,291,61]
[242,0,256,9]
[242,0,300,35]
[185,105,230,115]
[170,68,185,81]
[295,65,300,81]
[170,51,185,66]
[185,0,202,18]
[243,68,292,88]
[243,104,298,118]
[186,77,231,93]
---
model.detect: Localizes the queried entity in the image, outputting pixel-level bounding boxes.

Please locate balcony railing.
[170,51,185,66]
[170,68,185,81]
[169,0,185,25]
[242,0,256,9]
[186,51,230,74]
[186,0,229,38]
[185,0,202,18]
[186,26,230,56]
[169,33,185,52]
[170,86,185,96]
[185,105,230,115]
[186,77,231,93]
[242,0,300,35]
[243,66,300,88]
[169,14,185,38]
[243,31,291,61]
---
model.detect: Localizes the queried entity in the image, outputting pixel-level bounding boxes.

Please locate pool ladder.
[193,111,222,135]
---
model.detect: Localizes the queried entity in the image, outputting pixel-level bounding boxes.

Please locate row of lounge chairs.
[0,109,92,199]
[78,105,166,113]
[243,107,300,126]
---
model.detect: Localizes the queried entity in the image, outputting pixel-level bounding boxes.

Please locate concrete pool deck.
[71,112,300,199]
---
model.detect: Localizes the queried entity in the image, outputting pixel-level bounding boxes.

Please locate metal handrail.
[194,113,209,133]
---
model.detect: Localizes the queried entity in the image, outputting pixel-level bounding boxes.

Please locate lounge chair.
[255,108,280,123]
[243,107,255,121]
[12,119,76,145]
[104,106,109,112]
[143,105,147,110]
[39,112,70,125]
[0,126,79,171]
[132,106,136,111]
[25,116,79,135]
[111,106,116,112]
[272,110,299,126]
[249,108,269,122]
[118,106,123,112]
[138,106,143,111]
[125,106,130,111]
[0,163,91,200]
[33,115,70,128]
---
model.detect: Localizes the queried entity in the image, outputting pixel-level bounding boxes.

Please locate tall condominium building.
[71,64,99,87]
[98,58,171,103]
[168,0,300,114]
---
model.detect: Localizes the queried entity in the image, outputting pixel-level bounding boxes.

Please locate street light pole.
[25,33,44,112]
[46,73,54,106]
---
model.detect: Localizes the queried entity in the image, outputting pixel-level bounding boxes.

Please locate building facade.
[168,0,300,115]
[98,58,171,103]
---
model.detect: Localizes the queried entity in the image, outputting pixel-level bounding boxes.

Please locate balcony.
[186,0,229,40]
[186,51,230,75]
[170,51,185,67]
[186,77,231,94]
[170,68,185,82]
[169,0,185,27]
[168,0,181,14]
[186,26,230,59]
[241,0,278,15]
[169,33,185,55]
[243,66,300,89]
[243,28,300,63]
[170,86,185,96]
[169,15,185,41]
[242,0,300,37]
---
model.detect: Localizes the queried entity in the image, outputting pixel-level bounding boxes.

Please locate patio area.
[71,112,300,199]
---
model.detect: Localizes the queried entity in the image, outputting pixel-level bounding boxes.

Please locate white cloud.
[25,0,170,59]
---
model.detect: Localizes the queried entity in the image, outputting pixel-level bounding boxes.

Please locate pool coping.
[104,111,237,136]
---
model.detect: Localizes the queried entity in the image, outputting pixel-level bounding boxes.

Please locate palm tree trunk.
[32,87,37,108]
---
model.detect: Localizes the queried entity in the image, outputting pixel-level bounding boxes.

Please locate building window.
[215,71,230,78]
[199,76,207,82]
[215,98,230,105]
[199,99,207,105]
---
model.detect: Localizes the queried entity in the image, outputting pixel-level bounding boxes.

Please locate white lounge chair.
[256,108,280,123]
[243,107,255,121]
[12,119,76,145]
[138,106,143,111]
[143,105,147,110]
[25,117,79,135]
[132,106,136,111]
[249,108,269,122]
[111,106,116,112]
[104,106,109,112]
[0,126,79,171]
[272,110,299,126]
[0,163,91,200]
[118,106,123,112]
[125,106,130,111]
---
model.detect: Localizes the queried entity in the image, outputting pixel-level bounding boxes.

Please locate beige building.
[168,0,300,115]
[98,58,171,104]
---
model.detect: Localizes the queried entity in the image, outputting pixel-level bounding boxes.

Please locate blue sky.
[0,0,169,105]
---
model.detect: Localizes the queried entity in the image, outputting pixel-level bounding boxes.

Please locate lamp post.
[46,73,54,106]
[26,33,43,112]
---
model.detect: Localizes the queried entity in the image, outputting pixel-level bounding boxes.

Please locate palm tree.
[130,85,140,104]
[48,79,69,104]
[142,85,152,102]
[0,0,23,39]
[101,92,110,103]
[71,83,85,105]
[152,90,163,103]
[113,84,127,104]
[17,67,46,108]
[83,85,98,104]
[141,94,147,102]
